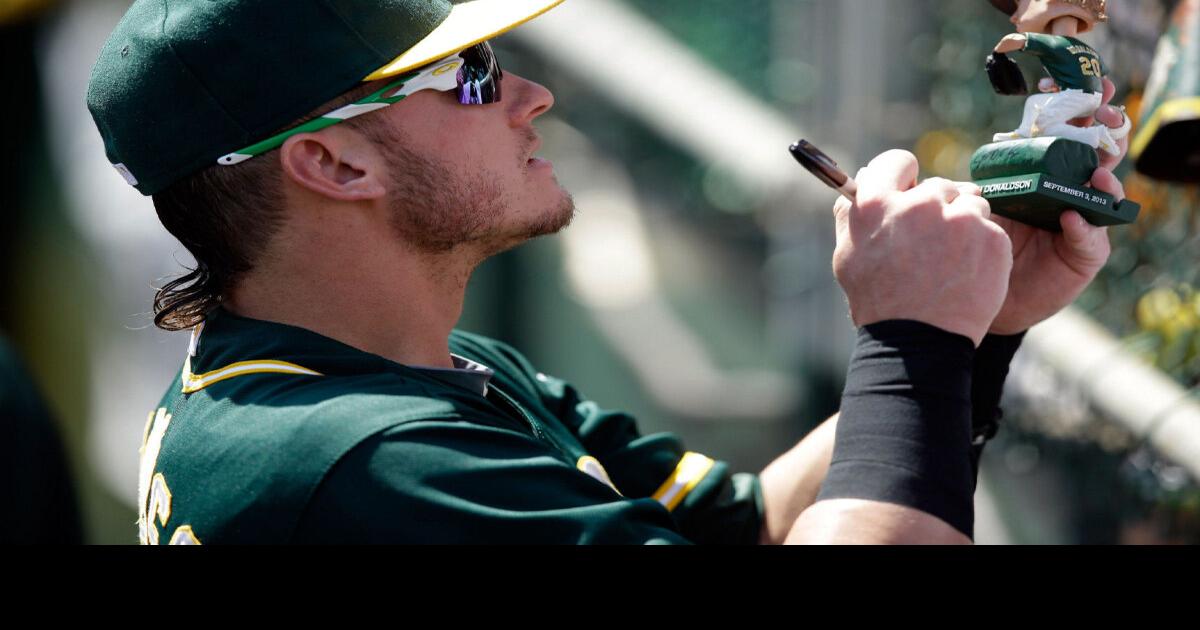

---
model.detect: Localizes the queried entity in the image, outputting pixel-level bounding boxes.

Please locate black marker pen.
[789,139,858,201]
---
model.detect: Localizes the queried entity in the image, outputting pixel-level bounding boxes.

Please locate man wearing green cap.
[89,1,1122,544]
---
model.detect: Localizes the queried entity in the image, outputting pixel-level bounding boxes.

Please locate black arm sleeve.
[816,320,977,538]
[969,332,1025,487]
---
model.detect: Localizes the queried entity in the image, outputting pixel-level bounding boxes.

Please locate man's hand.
[994,33,1027,54]
[1094,78,1132,171]
[987,78,1126,335]
[832,150,1012,346]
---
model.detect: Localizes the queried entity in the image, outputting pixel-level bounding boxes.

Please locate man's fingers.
[1094,78,1131,168]
[949,192,991,220]
[1059,210,1110,260]
[833,194,852,226]
[1060,167,1120,264]
[831,168,866,226]
[1060,210,1089,244]
[1099,134,1130,171]
[1100,77,1116,108]
[956,182,983,197]
[1094,104,1126,130]
[907,177,962,205]
[857,150,920,203]
[1090,167,1126,202]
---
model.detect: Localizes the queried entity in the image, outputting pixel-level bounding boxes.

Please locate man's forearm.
[785,498,972,544]
[815,322,977,540]
[759,328,1024,544]
[758,414,838,545]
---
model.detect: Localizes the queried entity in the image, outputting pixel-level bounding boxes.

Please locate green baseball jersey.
[137,309,763,544]
[1022,33,1108,94]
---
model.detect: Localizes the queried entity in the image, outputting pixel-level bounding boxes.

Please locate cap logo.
[113,163,139,187]
[431,60,462,76]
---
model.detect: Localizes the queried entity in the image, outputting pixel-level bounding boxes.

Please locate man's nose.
[505,71,555,124]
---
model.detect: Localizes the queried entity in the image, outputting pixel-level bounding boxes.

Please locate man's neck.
[224,210,480,370]
[1049,16,1081,37]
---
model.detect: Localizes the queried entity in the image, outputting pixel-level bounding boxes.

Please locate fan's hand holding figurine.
[972,0,1140,232]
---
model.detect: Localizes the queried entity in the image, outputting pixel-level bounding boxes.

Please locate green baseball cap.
[86,0,565,196]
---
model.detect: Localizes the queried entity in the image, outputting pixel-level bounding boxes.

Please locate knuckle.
[832,197,852,221]
[892,200,935,227]
[986,226,1012,254]
[831,245,852,272]
[922,176,952,188]
[957,182,984,197]
[881,149,917,165]
[855,195,889,218]
[899,191,945,216]
[943,207,981,229]
[919,177,957,196]
[963,195,992,216]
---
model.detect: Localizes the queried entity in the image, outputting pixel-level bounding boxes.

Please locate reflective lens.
[456,43,502,104]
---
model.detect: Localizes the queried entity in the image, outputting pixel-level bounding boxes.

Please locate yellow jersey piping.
[181,357,322,394]
[651,452,715,512]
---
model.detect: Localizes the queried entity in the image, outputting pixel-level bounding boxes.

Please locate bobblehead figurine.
[971,0,1140,231]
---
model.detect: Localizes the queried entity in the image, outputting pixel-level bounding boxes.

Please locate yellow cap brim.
[364,0,566,81]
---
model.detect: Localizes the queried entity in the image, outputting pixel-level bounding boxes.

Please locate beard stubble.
[364,124,576,257]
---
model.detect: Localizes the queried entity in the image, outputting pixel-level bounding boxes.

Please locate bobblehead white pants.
[993,89,1130,155]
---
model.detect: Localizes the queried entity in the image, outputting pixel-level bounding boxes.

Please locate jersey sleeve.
[293,419,693,544]
[531,372,764,545]
[1021,32,1055,58]
[450,332,765,544]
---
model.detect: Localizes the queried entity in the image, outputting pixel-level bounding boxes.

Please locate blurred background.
[4,0,1200,544]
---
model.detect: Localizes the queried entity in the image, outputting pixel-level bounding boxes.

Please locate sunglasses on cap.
[217,42,502,166]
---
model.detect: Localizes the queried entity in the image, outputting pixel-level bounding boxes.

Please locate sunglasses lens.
[456,43,502,105]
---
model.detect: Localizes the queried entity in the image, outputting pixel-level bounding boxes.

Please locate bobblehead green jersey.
[972,32,1139,231]
[1024,33,1106,93]
[136,310,762,544]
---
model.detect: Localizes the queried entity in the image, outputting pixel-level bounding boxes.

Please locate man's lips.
[526,137,542,163]
[525,135,552,169]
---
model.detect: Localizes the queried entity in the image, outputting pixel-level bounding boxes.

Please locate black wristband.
[817,320,977,538]
[968,332,1025,486]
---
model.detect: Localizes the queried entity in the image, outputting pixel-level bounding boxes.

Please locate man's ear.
[279,129,387,201]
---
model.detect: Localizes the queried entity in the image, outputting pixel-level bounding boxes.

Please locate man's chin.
[541,190,578,234]
[482,192,577,255]
[515,189,577,239]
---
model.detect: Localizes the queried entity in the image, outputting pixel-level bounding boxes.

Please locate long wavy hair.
[150,157,283,331]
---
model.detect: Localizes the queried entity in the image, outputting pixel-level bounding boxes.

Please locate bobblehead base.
[970,137,1140,232]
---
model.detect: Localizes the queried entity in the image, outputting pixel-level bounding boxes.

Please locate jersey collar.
[182,308,492,395]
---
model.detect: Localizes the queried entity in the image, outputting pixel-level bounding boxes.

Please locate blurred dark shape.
[0,334,83,544]
[986,52,1029,96]
[1132,0,1200,182]
[1,0,56,332]
[989,0,1019,16]
[1,1,83,544]
[0,0,53,25]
